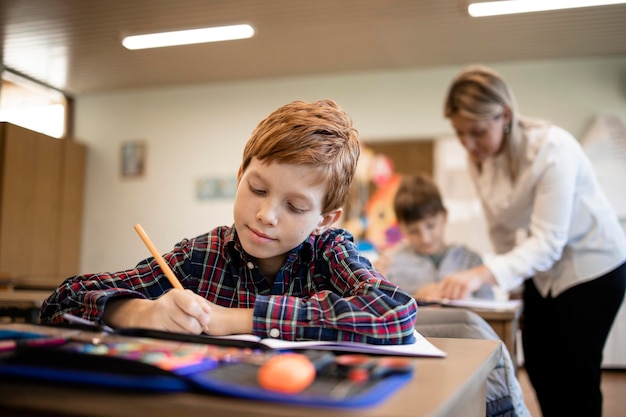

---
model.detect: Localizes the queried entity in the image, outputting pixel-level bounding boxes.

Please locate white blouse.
[471,123,626,297]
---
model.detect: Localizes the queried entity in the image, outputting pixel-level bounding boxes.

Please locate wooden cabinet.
[0,122,86,289]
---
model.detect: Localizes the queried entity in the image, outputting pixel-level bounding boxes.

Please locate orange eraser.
[257,353,316,394]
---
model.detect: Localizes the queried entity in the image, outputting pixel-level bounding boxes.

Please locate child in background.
[376,172,493,301]
[40,99,417,345]
[379,173,528,416]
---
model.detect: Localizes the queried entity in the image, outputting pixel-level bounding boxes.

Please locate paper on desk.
[218,329,446,357]
[440,298,522,311]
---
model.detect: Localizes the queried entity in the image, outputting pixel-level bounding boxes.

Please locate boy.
[379,173,528,416]
[40,99,417,345]
[376,173,493,301]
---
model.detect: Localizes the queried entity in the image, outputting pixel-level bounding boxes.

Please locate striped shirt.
[41,226,417,345]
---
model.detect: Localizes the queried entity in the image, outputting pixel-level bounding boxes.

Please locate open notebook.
[215,328,445,357]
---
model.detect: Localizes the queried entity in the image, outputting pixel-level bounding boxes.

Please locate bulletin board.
[365,139,434,177]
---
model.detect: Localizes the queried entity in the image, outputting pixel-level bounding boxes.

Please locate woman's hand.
[413,283,444,301]
[439,265,496,300]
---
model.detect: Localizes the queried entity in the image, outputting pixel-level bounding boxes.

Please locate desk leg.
[502,321,519,373]
[485,319,519,373]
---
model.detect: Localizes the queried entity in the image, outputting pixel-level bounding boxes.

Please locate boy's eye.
[288,203,306,214]
[422,220,437,230]
[249,184,265,195]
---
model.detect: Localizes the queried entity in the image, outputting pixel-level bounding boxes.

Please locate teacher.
[439,65,626,417]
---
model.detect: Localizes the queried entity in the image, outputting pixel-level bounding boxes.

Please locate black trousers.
[522,261,626,417]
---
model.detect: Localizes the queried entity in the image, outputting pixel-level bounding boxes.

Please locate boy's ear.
[312,208,343,235]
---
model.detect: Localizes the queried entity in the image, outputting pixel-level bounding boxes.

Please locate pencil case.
[0,327,413,409]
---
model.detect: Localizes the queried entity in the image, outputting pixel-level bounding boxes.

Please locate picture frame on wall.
[121,140,146,178]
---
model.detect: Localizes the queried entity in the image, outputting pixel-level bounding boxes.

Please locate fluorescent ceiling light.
[468,0,626,17]
[122,24,254,50]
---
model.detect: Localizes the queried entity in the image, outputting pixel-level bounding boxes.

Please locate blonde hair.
[240,99,360,213]
[443,65,525,180]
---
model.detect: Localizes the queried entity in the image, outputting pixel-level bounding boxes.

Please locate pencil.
[133,223,184,290]
[0,337,68,353]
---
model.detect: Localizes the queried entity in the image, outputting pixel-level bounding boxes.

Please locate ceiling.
[1,0,626,97]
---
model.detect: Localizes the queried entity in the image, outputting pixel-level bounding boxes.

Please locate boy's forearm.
[102,298,148,328]
[208,306,254,336]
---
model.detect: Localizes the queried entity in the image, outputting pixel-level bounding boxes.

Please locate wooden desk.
[0,337,500,417]
[0,290,52,323]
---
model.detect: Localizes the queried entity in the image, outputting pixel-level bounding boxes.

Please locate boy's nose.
[419,231,432,245]
[257,202,278,226]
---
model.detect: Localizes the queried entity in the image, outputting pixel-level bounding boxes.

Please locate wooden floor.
[517,367,626,417]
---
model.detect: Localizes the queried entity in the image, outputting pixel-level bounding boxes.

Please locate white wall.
[75,56,626,274]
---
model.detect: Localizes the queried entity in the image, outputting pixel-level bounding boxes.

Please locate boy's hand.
[203,303,253,336]
[373,253,391,275]
[103,289,211,334]
[103,290,254,336]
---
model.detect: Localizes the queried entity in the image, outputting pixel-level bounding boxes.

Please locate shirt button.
[246,261,254,270]
[269,328,280,338]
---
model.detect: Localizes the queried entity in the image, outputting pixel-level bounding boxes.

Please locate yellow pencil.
[133,223,184,290]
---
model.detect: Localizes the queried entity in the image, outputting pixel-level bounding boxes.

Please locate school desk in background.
[0,289,52,323]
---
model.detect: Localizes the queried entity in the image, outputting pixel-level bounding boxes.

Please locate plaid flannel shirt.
[41,226,417,345]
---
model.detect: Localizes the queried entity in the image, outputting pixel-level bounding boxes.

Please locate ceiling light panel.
[122,24,254,50]
[468,0,626,17]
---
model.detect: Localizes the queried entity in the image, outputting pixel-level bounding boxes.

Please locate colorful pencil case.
[0,327,413,409]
